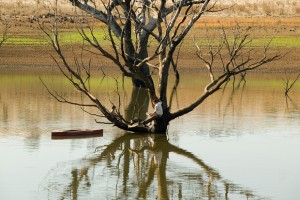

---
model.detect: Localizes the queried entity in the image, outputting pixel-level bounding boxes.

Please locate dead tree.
[0,19,10,47]
[41,0,281,133]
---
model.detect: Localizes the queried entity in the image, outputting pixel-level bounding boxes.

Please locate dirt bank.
[0,16,299,73]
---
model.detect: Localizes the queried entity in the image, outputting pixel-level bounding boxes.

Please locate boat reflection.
[45,133,264,200]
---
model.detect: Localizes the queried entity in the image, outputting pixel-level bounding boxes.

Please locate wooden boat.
[51,129,103,139]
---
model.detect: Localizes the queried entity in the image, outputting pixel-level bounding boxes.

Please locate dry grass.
[262,2,272,16]
[209,0,300,17]
[1,1,300,17]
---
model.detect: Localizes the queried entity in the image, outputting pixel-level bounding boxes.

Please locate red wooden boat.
[51,129,103,138]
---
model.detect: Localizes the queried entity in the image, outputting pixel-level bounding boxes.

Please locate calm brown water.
[0,68,300,200]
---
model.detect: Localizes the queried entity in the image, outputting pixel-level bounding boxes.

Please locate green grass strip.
[2,32,299,48]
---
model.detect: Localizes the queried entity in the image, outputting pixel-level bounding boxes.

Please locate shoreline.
[1,16,299,74]
[1,63,299,74]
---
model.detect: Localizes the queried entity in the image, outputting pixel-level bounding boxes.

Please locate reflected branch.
[283,72,300,97]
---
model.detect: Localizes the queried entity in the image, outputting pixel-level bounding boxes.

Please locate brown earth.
[0,16,300,73]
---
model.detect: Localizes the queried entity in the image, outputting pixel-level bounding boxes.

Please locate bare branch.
[40,77,97,108]
[69,0,122,37]
[80,107,106,118]
[170,25,281,121]
[77,19,132,76]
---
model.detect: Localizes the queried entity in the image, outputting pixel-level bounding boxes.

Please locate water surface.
[0,68,300,200]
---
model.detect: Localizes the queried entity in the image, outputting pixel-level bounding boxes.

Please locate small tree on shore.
[41,0,281,133]
[0,19,9,47]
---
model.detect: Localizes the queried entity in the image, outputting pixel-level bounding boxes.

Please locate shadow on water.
[42,133,266,200]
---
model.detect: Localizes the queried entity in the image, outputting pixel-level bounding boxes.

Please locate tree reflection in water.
[43,133,263,200]
[42,85,264,199]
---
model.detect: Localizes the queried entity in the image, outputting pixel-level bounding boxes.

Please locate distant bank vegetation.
[0,0,300,17]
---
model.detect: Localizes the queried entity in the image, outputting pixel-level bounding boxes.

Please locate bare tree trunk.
[125,87,149,123]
